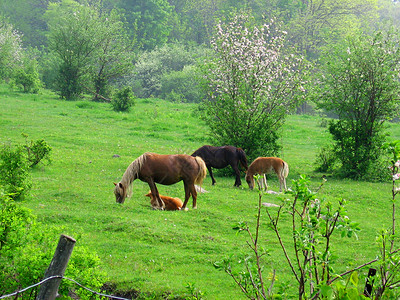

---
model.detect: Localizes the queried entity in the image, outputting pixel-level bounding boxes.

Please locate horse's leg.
[263,174,268,191]
[147,179,165,210]
[207,166,216,185]
[279,176,287,192]
[231,163,242,187]
[181,183,191,210]
[257,175,264,190]
[189,183,198,209]
[257,174,265,191]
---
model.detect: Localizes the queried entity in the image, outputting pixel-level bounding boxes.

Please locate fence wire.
[0,275,130,300]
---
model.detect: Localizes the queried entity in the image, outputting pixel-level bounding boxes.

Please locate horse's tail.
[237,148,248,170]
[194,156,207,185]
[281,161,289,179]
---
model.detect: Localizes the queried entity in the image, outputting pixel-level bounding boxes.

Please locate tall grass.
[1,84,400,298]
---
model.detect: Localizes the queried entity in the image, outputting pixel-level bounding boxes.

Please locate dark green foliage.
[0,145,31,201]
[39,51,61,90]
[111,87,135,112]
[93,74,110,101]
[56,63,82,100]
[46,3,133,101]
[329,119,386,179]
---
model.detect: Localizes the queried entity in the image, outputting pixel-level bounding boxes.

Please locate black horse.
[191,145,248,187]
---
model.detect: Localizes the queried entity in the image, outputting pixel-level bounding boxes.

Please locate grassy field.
[1,84,400,299]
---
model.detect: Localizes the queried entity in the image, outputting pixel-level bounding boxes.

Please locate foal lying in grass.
[145,191,183,211]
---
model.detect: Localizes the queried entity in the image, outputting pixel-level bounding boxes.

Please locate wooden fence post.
[36,234,76,300]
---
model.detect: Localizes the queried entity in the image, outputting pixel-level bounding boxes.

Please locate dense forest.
[1,0,400,102]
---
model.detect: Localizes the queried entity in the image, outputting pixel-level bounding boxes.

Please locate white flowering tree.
[200,14,309,158]
[0,18,23,79]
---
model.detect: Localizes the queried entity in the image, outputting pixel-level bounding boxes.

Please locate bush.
[56,62,82,100]
[24,138,52,167]
[111,87,135,112]
[131,43,209,98]
[160,65,205,103]
[314,144,337,173]
[329,119,386,180]
[11,59,41,93]
[0,192,108,299]
[0,145,31,200]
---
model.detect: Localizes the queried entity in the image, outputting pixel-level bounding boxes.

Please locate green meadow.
[1,84,400,299]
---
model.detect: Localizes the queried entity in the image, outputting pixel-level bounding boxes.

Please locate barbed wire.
[0,275,130,300]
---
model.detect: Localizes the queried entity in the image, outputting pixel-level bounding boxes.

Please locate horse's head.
[245,172,254,190]
[114,182,127,203]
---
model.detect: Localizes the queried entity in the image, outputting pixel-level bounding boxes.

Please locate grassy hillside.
[1,85,400,299]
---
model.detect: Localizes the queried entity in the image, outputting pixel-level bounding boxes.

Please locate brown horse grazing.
[191,145,248,187]
[145,191,183,211]
[114,153,207,209]
[245,157,289,192]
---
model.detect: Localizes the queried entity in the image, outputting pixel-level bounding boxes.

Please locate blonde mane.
[120,153,147,197]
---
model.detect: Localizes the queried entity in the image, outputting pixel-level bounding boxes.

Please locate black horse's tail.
[236,148,248,170]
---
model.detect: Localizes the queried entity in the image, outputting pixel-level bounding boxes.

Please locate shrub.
[328,119,386,180]
[61,245,108,299]
[0,144,31,200]
[314,144,337,173]
[0,192,108,299]
[160,65,205,103]
[11,59,41,93]
[111,87,135,112]
[0,192,41,298]
[131,43,209,98]
[56,62,82,100]
[24,138,52,167]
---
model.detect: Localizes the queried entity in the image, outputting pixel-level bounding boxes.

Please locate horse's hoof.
[183,207,189,211]
[193,206,197,210]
